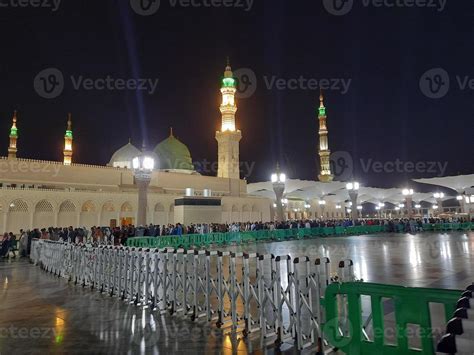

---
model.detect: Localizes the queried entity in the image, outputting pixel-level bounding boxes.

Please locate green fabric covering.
[154,135,194,171]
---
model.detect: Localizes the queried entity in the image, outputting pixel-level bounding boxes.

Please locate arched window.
[82,200,96,213]
[121,202,133,212]
[35,200,53,213]
[102,201,115,212]
[59,200,76,213]
[9,199,29,213]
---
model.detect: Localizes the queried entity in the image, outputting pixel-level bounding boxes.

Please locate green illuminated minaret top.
[221,57,236,88]
[65,113,73,138]
[319,91,326,117]
[10,110,18,137]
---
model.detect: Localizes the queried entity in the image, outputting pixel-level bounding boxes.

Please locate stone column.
[349,191,358,222]
[136,179,150,227]
[406,196,413,218]
[273,182,285,222]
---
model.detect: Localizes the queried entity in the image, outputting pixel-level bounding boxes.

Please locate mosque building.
[0,63,341,233]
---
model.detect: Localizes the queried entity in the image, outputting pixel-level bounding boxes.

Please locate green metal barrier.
[324,282,461,355]
[125,223,473,248]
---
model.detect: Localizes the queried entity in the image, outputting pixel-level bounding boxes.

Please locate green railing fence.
[126,222,474,249]
[323,282,462,355]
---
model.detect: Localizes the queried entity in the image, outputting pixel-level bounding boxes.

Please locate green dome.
[154,131,194,171]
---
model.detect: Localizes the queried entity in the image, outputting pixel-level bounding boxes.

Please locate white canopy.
[413,175,474,193]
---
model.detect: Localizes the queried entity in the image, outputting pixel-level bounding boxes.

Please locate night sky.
[0,0,472,187]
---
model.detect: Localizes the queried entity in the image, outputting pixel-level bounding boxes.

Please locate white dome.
[108,142,141,169]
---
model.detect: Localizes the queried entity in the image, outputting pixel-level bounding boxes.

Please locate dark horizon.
[1,0,472,187]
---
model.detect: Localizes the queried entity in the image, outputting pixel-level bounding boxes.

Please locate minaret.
[216,60,242,179]
[63,113,73,165]
[8,111,18,159]
[317,91,334,182]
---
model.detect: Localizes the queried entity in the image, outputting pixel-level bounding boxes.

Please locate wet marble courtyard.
[1,231,473,354]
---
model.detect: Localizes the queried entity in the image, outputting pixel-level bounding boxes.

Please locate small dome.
[154,130,194,172]
[109,142,141,169]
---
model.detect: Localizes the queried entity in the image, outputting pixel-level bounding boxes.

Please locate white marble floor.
[0,231,472,354]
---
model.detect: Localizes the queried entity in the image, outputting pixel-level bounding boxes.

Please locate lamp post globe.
[133,150,155,227]
[271,163,286,222]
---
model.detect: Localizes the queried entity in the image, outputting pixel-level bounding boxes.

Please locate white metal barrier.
[30,240,356,352]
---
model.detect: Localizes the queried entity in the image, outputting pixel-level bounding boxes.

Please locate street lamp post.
[402,188,414,218]
[346,182,360,222]
[271,164,286,222]
[133,151,155,227]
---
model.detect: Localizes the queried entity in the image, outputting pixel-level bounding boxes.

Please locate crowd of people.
[1,216,472,258]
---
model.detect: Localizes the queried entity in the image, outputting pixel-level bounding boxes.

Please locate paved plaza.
[0,231,473,354]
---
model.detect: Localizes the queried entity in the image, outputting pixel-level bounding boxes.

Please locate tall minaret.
[8,111,18,159]
[317,91,334,182]
[216,60,242,179]
[63,113,73,165]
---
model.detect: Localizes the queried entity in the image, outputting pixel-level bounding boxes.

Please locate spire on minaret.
[317,91,334,182]
[63,113,73,165]
[8,110,18,159]
[67,113,72,130]
[216,59,242,179]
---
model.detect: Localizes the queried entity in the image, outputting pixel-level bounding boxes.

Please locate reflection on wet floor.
[0,232,472,354]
